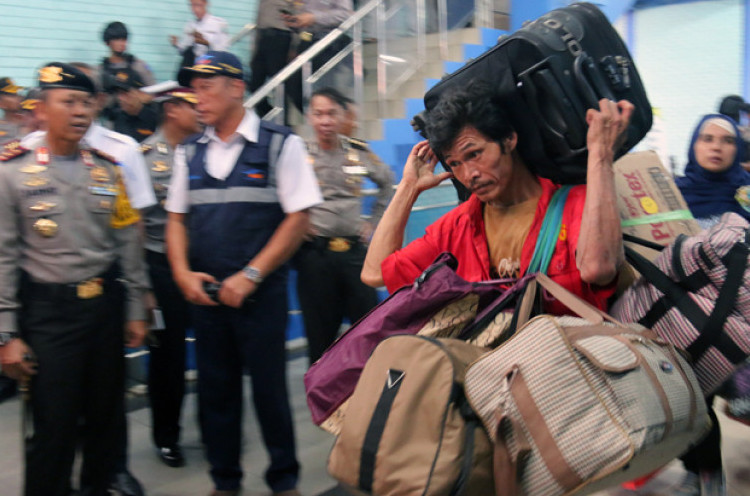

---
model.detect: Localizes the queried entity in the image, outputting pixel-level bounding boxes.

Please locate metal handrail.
[228,23,257,46]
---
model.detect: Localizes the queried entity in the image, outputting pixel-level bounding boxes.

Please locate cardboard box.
[613,150,701,251]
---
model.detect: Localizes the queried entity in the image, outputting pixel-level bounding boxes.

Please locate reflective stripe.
[267,132,285,186]
[188,186,280,205]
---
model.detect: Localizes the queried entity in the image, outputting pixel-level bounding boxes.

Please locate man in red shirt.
[361,82,634,313]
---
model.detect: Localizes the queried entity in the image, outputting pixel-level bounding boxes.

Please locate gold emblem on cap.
[24,176,49,187]
[90,166,110,182]
[39,66,65,84]
[152,161,170,173]
[20,164,48,174]
[33,218,58,237]
[157,143,168,154]
[29,201,56,212]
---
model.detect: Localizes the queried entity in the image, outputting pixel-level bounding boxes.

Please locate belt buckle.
[77,278,103,299]
[328,237,351,252]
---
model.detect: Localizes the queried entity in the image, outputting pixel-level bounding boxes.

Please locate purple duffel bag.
[304,252,508,429]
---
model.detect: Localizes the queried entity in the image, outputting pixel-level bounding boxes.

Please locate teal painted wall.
[0,0,259,87]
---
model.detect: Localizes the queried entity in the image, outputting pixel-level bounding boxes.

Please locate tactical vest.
[187,122,289,282]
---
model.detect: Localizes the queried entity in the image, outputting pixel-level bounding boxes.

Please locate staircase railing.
[243,0,494,125]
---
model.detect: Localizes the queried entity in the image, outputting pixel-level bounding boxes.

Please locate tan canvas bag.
[465,274,710,496]
[328,336,494,496]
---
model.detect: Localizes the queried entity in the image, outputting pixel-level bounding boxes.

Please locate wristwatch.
[242,265,264,284]
[0,331,17,346]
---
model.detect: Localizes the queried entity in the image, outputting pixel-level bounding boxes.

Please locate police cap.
[103,21,129,43]
[178,51,244,87]
[0,77,23,95]
[38,63,96,94]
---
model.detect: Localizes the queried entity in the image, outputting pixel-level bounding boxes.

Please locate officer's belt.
[308,236,360,252]
[21,263,121,301]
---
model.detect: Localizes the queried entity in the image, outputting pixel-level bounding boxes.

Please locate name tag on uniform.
[89,185,118,196]
[342,165,368,175]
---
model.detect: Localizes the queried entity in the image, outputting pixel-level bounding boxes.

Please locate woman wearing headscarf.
[671,113,747,496]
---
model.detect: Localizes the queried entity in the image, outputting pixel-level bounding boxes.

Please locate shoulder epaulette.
[0,140,29,162]
[138,143,153,154]
[92,148,119,165]
[346,137,369,151]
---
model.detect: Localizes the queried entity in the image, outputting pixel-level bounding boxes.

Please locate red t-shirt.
[381,177,616,314]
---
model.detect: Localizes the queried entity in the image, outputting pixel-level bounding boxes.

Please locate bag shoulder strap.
[528,185,572,275]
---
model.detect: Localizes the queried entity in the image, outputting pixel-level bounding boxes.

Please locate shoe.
[209,490,240,496]
[672,471,701,496]
[699,469,727,496]
[157,445,186,467]
[109,470,145,496]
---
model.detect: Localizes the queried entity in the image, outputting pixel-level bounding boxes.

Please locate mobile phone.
[203,282,221,302]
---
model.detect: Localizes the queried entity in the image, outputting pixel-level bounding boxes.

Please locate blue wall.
[0,0,258,86]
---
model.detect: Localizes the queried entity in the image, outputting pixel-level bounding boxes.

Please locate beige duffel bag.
[465,274,711,496]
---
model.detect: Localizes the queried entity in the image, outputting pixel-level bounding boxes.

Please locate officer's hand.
[169,35,179,47]
[586,99,634,163]
[359,221,374,244]
[402,140,451,193]
[218,272,256,309]
[125,320,149,348]
[286,12,315,29]
[176,271,219,306]
[0,339,37,382]
[194,31,209,45]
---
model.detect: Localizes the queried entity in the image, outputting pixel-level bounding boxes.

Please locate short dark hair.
[310,86,349,109]
[425,81,515,156]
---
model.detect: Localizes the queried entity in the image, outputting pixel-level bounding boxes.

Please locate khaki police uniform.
[296,135,393,364]
[0,133,148,495]
[139,129,190,453]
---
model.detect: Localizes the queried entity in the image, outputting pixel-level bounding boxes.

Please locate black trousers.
[19,271,125,496]
[249,28,293,118]
[680,396,723,473]
[192,280,299,492]
[146,250,189,448]
[294,240,378,365]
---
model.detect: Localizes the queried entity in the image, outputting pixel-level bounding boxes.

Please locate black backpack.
[416,2,652,190]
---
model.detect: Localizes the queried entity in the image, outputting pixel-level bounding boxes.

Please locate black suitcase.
[417,2,652,190]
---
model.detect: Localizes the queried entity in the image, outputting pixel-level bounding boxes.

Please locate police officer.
[0,63,149,496]
[0,77,24,144]
[140,84,201,468]
[298,87,393,364]
[166,51,321,496]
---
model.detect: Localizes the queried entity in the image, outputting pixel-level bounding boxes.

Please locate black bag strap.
[359,369,405,491]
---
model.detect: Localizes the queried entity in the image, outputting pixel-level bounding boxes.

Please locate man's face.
[190,76,239,127]
[37,89,95,144]
[190,0,207,19]
[0,93,22,113]
[167,100,201,134]
[443,126,517,204]
[309,95,343,146]
[694,122,738,173]
[107,38,128,55]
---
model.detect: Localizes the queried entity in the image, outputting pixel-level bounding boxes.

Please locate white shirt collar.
[199,109,260,145]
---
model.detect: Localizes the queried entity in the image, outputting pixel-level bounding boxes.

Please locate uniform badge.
[138,143,153,154]
[81,149,95,167]
[0,131,6,137]
[20,164,48,174]
[36,147,50,165]
[33,218,58,237]
[157,143,168,155]
[152,161,170,173]
[347,148,361,164]
[99,199,112,210]
[90,166,110,182]
[24,176,49,187]
[29,201,56,212]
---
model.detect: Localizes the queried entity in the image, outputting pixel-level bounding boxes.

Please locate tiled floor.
[2,354,750,496]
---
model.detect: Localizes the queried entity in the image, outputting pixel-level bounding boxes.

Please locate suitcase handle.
[572,52,615,109]
[519,66,587,152]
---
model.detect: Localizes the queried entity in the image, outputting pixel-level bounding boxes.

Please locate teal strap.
[528,185,572,275]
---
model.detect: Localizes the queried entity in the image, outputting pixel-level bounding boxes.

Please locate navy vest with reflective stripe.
[187,122,289,281]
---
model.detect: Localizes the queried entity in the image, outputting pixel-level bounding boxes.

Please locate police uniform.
[297,135,393,364]
[0,64,148,496]
[168,52,322,494]
[140,126,190,457]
